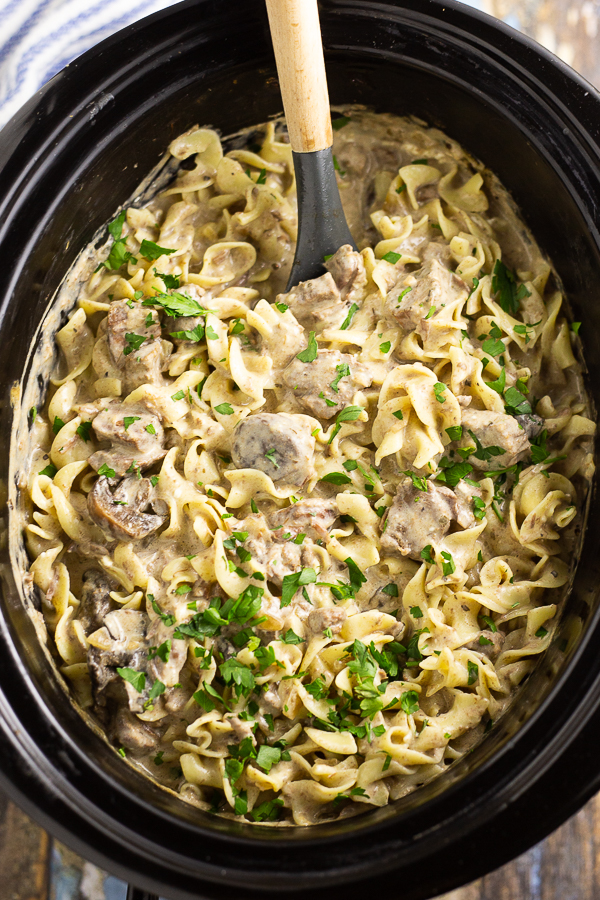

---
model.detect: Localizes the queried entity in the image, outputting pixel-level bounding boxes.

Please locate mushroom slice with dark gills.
[88,475,165,541]
[231,412,316,485]
[89,403,166,476]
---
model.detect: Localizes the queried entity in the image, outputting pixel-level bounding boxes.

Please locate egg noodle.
[23,110,595,825]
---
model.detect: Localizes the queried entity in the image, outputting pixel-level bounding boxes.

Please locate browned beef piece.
[89,403,166,476]
[324,244,367,303]
[380,479,458,560]
[307,607,347,636]
[460,407,530,470]
[107,300,168,392]
[275,272,347,332]
[465,629,505,661]
[88,475,165,541]
[112,708,160,754]
[283,349,372,420]
[385,259,467,332]
[87,645,131,707]
[270,498,338,542]
[108,300,162,360]
[231,413,315,485]
[77,569,115,635]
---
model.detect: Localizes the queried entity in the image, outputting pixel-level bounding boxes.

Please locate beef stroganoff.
[22,110,595,825]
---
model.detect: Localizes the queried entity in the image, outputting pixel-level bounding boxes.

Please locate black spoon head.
[287,147,357,290]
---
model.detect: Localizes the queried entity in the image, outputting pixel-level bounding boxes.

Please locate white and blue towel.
[0,0,180,128]
[0,0,494,130]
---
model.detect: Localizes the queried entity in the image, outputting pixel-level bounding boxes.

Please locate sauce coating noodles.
[22,110,594,825]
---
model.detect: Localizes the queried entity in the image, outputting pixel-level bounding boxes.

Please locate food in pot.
[22,110,595,825]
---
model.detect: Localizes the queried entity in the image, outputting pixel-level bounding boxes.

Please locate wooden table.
[2,0,600,897]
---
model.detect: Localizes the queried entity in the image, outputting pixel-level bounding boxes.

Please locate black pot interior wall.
[0,0,600,897]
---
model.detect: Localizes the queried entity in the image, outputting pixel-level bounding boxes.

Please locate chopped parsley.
[328,405,364,444]
[214,402,234,415]
[76,421,93,442]
[472,496,486,520]
[39,463,58,478]
[467,660,479,685]
[441,551,455,577]
[404,470,428,492]
[492,259,530,315]
[400,690,420,715]
[296,331,318,363]
[150,596,176,627]
[420,545,435,564]
[332,115,351,130]
[123,332,147,356]
[97,463,116,478]
[264,448,279,469]
[340,303,359,330]
[379,340,391,353]
[142,291,213,318]
[281,628,304,645]
[280,567,317,607]
[433,382,446,403]
[392,409,404,420]
[123,416,140,431]
[330,362,350,393]
[139,240,176,261]
[117,667,145,692]
[382,251,401,264]
[170,322,205,342]
[504,386,532,416]
[445,425,463,441]
[275,301,289,313]
[320,472,352,485]
[52,416,65,434]
[382,583,398,597]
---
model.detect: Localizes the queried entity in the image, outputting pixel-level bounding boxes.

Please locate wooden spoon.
[264,0,357,289]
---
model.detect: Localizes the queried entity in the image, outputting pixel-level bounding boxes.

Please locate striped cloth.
[0,0,180,128]
[0,0,489,130]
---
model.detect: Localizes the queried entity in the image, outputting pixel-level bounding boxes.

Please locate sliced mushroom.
[88,475,166,541]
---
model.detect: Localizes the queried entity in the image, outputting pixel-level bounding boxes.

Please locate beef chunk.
[88,645,131,706]
[380,479,458,560]
[77,569,115,635]
[283,349,372,419]
[385,259,467,332]
[89,403,166,476]
[112,708,160,754]
[465,630,505,662]
[275,272,347,332]
[460,407,530,470]
[88,475,165,541]
[231,413,315,485]
[237,513,322,586]
[270,499,338,542]
[324,244,367,303]
[307,607,347,636]
[107,300,168,392]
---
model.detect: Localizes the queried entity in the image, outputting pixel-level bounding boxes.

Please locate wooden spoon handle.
[264,0,333,153]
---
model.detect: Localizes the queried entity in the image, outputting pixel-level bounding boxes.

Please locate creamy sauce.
[15,109,595,826]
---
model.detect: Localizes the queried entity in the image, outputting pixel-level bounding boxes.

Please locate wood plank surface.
[1,1,600,898]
